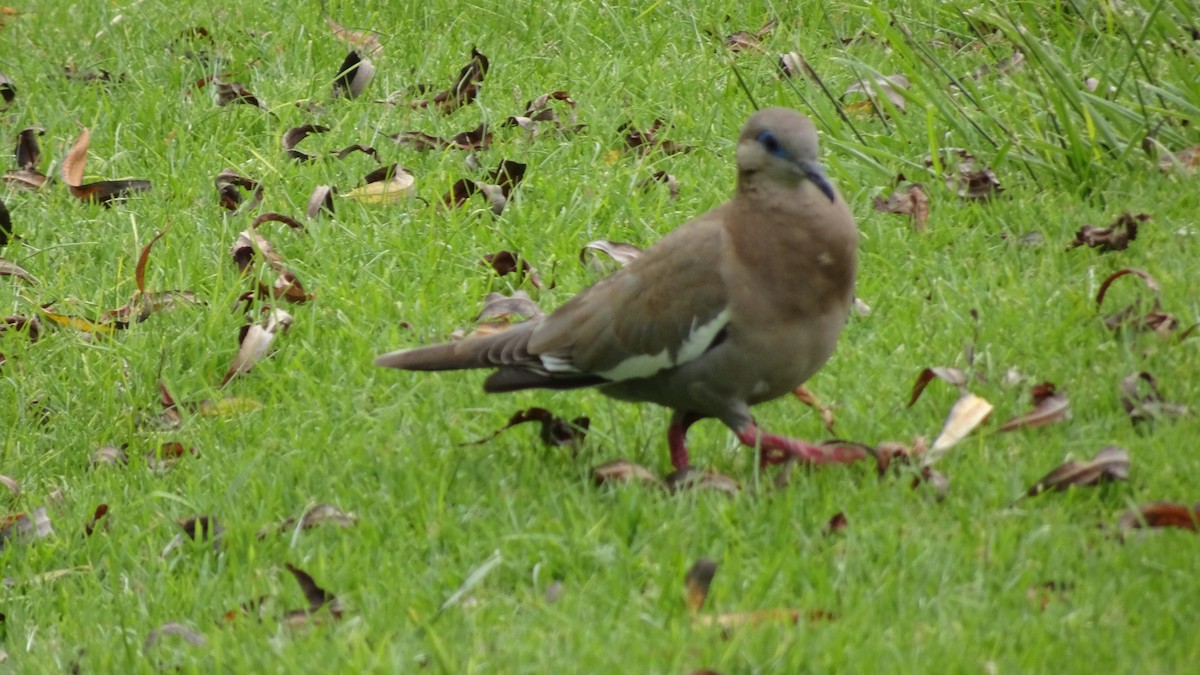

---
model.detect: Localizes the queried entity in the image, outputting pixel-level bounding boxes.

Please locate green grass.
[2,0,1199,672]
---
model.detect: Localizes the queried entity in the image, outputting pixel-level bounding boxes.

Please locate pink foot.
[735,424,868,467]
[667,413,703,471]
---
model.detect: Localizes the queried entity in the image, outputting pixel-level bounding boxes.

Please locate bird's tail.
[373,321,537,371]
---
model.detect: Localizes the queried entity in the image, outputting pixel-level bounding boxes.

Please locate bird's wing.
[528,211,731,382]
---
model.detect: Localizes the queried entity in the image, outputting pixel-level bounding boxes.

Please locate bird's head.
[735,107,836,203]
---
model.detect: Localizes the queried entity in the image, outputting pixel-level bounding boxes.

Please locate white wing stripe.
[596,309,731,381]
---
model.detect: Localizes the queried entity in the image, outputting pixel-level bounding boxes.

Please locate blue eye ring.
[756,130,788,158]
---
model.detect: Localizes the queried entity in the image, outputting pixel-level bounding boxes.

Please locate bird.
[376,107,864,471]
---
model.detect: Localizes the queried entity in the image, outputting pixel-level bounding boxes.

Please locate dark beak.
[798,159,836,203]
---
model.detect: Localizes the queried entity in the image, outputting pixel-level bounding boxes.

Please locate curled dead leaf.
[1117,502,1200,532]
[465,407,589,448]
[144,622,207,649]
[221,308,292,386]
[843,74,909,113]
[344,164,415,204]
[998,382,1071,432]
[580,239,642,273]
[591,460,663,488]
[635,170,679,200]
[873,182,929,232]
[0,258,36,284]
[1068,212,1146,252]
[145,441,197,473]
[666,467,740,495]
[257,503,357,538]
[1119,371,1190,425]
[282,125,329,162]
[215,169,263,213]
[620,119,692,155]
[928,392,992,462]
[792,384,836,434]
[684,558,718,612]
[306,185,336,219]
[907,367,968,406]
[0,507,53,552]
[482,250,542,289]
[284,563,344,621]
[331,50,374,99]
[214,80,265,109]
[722,17,777,52]
[936,151,1002,201]
[1022,446,1129,499]
[89,445,129,468]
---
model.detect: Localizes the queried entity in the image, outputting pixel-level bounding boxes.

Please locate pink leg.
[667,413,703,471]
[735,422,868,467]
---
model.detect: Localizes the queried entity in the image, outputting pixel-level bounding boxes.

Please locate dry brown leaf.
[792,384,836,434]
[144,622,207,649]
[620,119,692,155]
[215,169,263,212]
[779,52,816,80]
[969,50,1025,80]
[823,511,848,536]
[344,164,415,204]
[464,407,589,448]
[907,367,968,406]
[665,467,740,495]
[1119,371,1190,425]
[684,558,718,613]
[37,305,115,335]
[257,503,357,539]
[145,441,197,473]
[482,250,542,289]
[89,445,128,468]
[928,392,993,462]
[306,185,335,219]
[591,460,663,488]
[331,50,374,99]
[506,91,581,135]
[475,290,544,323]
[635,170,679,200]
[214,80,265,109]
[1022,446,1129,499]
[843,74,909,112]
[221,307,292,386]
[61,125,90,187]
[84,503,109,537]
[0,70,13,110]
[284,562,344,621]
[0,475,18,502]
[1117,502,1200,532]
[723,18,777,52]
[873,183,929,232]
[282,124,329,162]
[0,507,53,552]
[1068,212,1146,252]
[999,382,1071,432]
[179,515,223,550]
[15,126,43,169]
[1158,145,1200,172]
[393,123,492,151]
[580,239,642,273]
[0,258,36,284]
[401,47,488,114]
[938,151,1002,201]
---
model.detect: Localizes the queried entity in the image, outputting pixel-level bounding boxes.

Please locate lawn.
[2,0,1198,672]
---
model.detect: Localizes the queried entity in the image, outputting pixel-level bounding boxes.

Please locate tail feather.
[373,321,537,371]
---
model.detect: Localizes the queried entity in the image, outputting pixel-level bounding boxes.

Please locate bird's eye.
[756,130,787,158]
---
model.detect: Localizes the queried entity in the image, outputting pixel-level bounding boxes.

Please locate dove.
[376,107,864,470]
